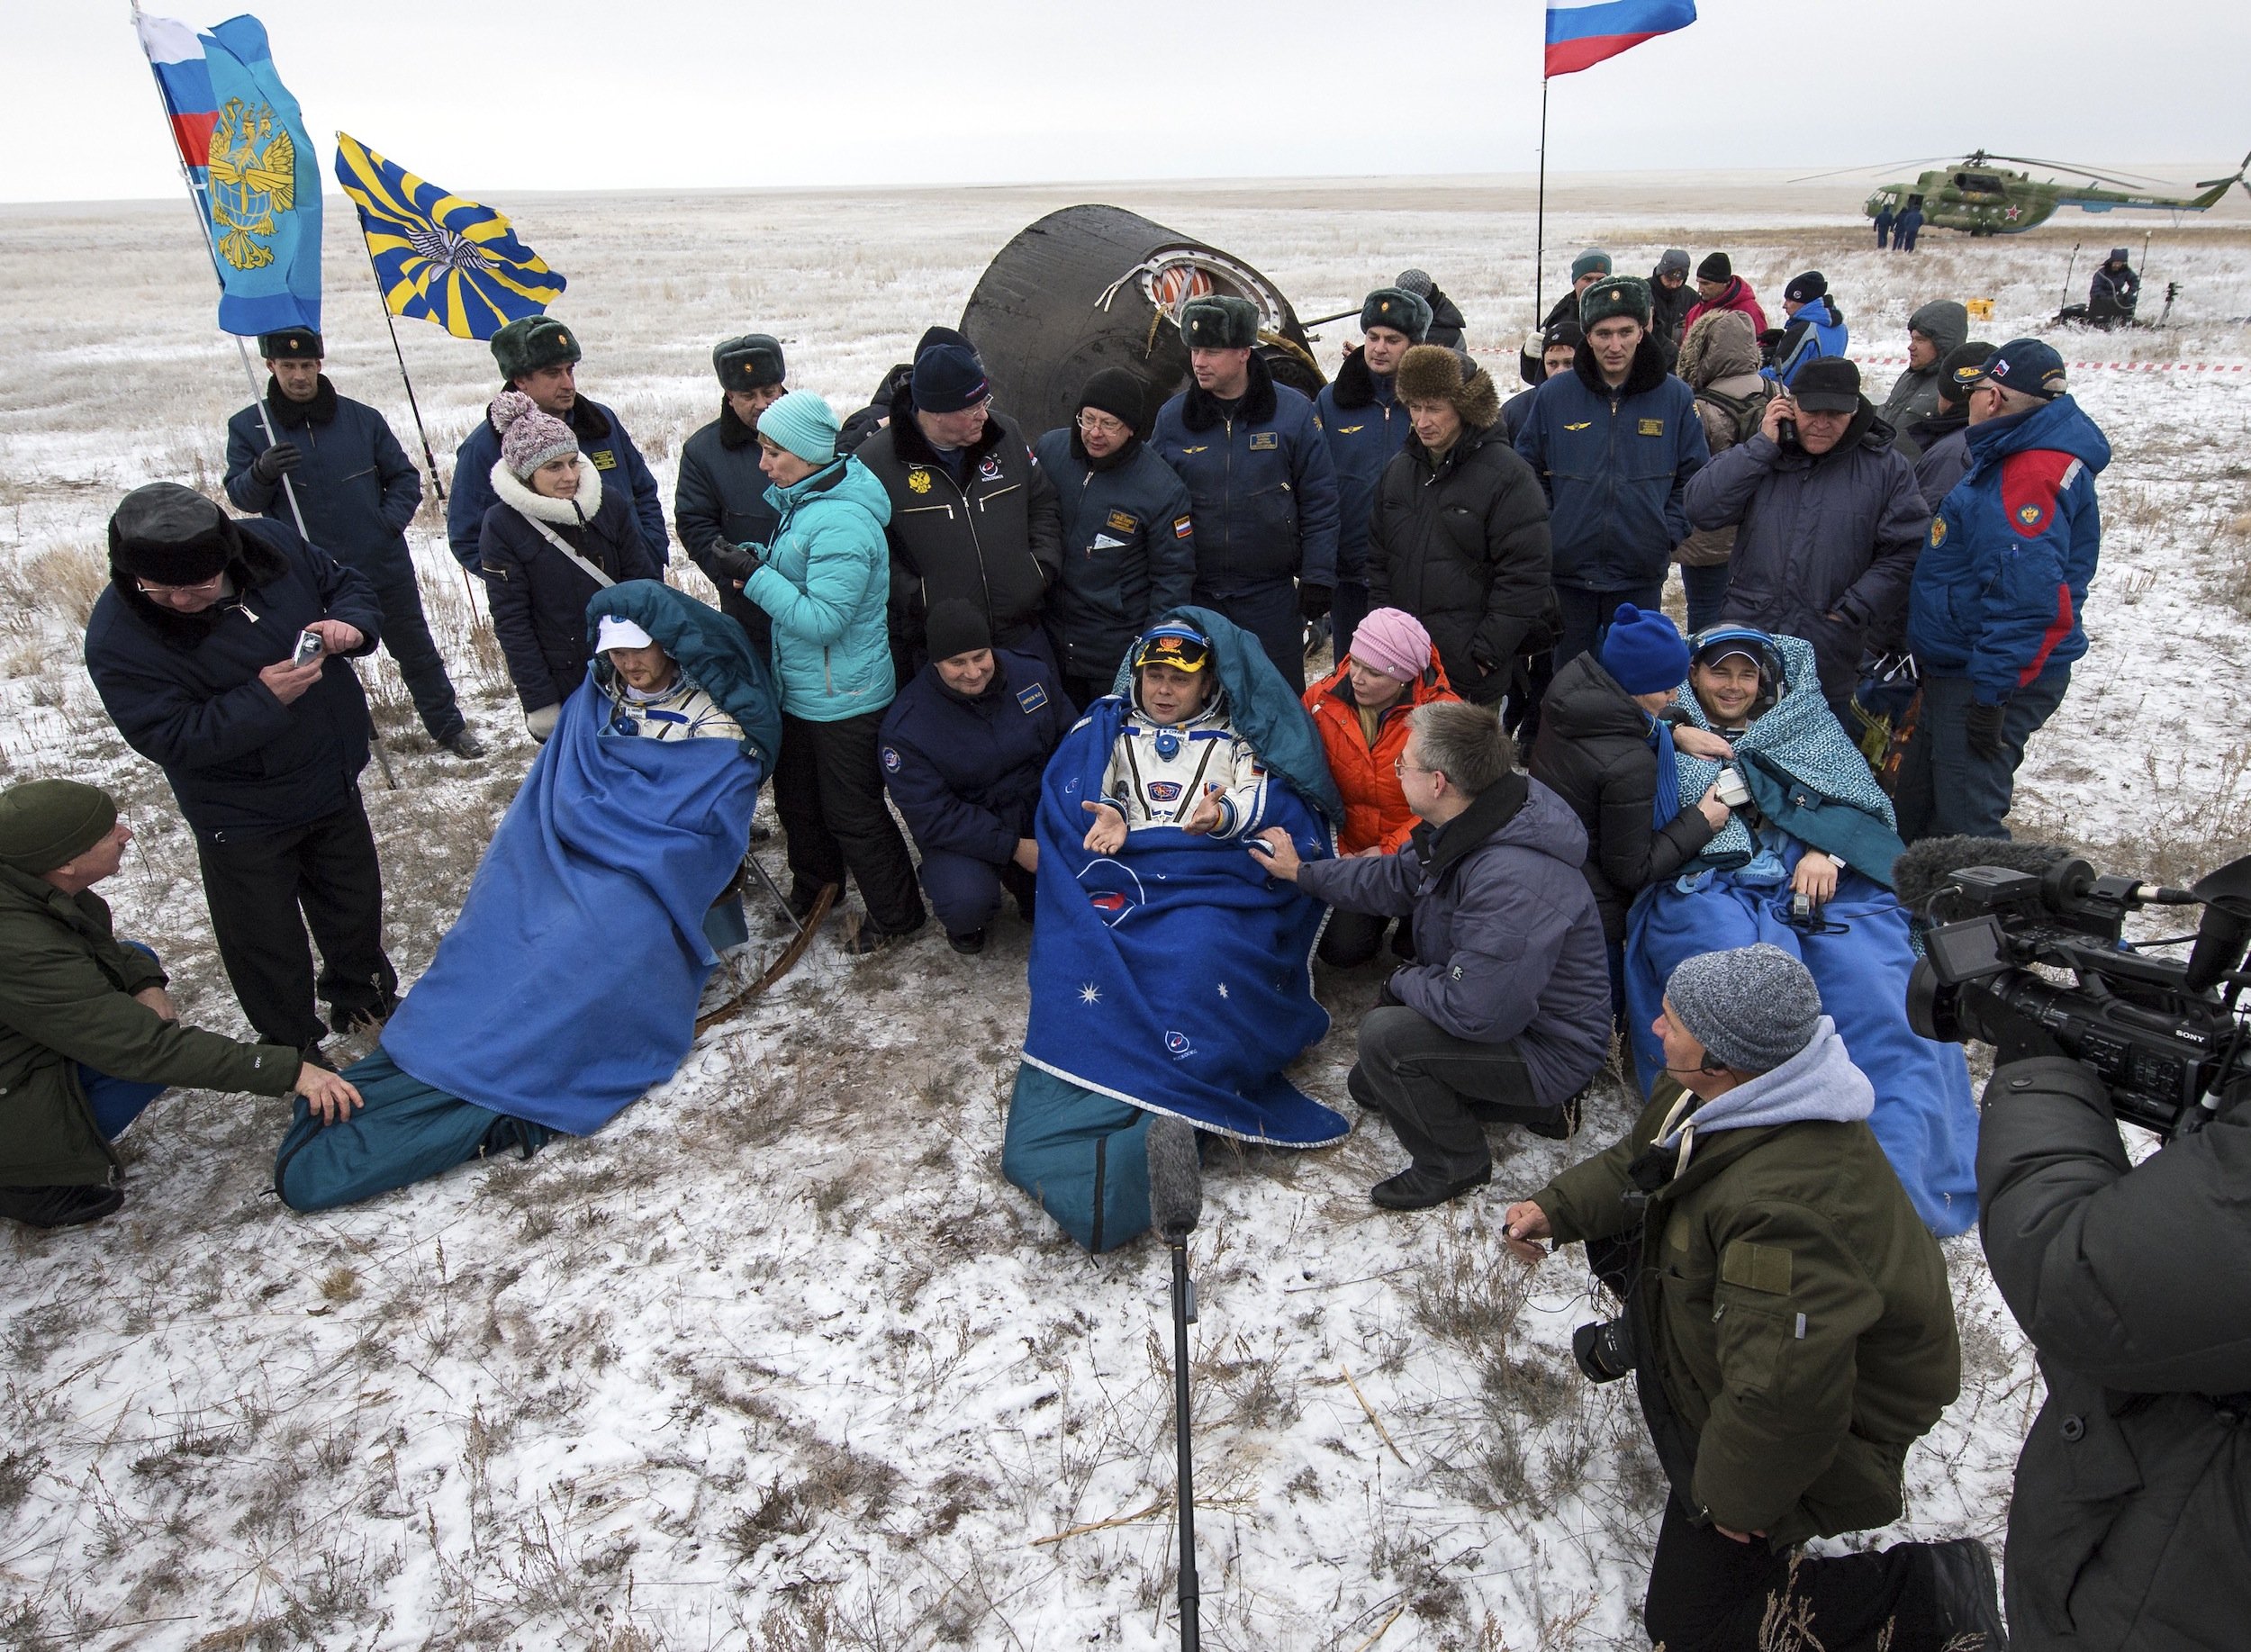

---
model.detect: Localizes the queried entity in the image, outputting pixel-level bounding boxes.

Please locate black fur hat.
[258,329,322,360]
[1180,296,1259,350]
[1359,286,1433,343]
[492,316,582,384]
[713,333,786,392]
[107,483,240,586]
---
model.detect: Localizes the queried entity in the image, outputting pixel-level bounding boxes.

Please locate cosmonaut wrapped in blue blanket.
[1624,627,1980,1236]
[274,582,777,1211]
[1005,609,1345,1251]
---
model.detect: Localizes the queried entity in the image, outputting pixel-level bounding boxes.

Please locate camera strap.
[522,518,617,591]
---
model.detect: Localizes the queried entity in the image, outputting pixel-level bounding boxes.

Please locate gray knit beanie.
[1666,943,1822,1074]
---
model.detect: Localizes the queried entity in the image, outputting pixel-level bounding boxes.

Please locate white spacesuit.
[1093,695,1270,838]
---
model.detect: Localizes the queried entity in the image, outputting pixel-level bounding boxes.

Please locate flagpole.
[339,144,448,507]
[1533,75,1550,331]
[128,5,399,790]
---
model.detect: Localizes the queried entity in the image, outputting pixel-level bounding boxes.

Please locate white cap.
[596,616,655,654]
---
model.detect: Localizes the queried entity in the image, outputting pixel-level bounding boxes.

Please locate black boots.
[0,1184,124,1230]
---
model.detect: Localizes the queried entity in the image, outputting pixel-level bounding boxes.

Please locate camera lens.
[1572,1318,1636,1385]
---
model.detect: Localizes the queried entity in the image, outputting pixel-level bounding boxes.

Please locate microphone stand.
[1169,1235,1199,1651]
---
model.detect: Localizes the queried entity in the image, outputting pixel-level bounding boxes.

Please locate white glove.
[525,703,561,743]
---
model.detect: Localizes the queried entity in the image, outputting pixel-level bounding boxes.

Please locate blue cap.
[911,339,989,414]
[1960,337,2067,401]
[1689,625,1787,691]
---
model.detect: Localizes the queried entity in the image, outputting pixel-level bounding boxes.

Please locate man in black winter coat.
[1033,369,1196,709]
[854,329,1063,680]
[1369,346,1555,709]
[1977,1043,2251,1648]
[675,334,787,659]
[1683,357,1929,722]
[84,485,396,1060]
[223,329,480,758]
[1395,269,1466,350]
[1528,606,1730,1011]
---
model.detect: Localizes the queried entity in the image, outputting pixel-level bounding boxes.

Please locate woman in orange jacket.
[1302,607,1460,965]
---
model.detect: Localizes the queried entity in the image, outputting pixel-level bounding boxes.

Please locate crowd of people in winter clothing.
[14,224,2212,1651]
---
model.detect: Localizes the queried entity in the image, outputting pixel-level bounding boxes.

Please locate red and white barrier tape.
[1853,354,2249,373]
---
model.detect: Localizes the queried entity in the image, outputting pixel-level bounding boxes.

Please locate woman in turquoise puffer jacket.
[738,392,927,950]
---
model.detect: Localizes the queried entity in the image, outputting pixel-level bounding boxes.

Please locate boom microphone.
[1892,836,2070,914]
[1146,1115,1203,1243]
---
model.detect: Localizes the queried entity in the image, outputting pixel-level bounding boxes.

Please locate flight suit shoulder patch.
[588,447,619,470]
[1719,1240,1793,1295]
[1016,682,1049,714]
[1248,431,1279,451]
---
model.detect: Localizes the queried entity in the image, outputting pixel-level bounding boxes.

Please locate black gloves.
[1298,582,1333,621]
[707,542,765,582]
[1966,700,2007,761]
[251,441,302,484]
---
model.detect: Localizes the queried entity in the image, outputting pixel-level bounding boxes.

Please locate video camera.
[1904,847,2251,1135]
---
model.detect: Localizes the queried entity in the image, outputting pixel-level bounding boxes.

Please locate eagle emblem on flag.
[208,98,295,271]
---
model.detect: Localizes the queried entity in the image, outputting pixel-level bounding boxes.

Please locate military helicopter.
[1801,151,2251,236]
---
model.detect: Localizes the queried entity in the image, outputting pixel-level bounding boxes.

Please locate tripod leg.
[1172,1241,1199,1651]
[740,852,806,938]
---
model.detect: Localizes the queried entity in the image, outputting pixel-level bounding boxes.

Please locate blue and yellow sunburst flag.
[333,132,566,340]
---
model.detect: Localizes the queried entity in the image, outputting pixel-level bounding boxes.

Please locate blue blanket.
[1018,692,1346,1146]
[383,673,763,1133]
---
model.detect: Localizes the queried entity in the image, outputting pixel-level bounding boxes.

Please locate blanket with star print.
[1015,681,1345,1150]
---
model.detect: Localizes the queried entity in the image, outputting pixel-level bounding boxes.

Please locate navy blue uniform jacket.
[878,649,1074,864]
[1151,355,1341,593]
[223,379,420,577]
[1514,339,1706,591]
[1031,429,1197,687]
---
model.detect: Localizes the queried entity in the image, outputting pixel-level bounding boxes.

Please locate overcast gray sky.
[16,0,2249,202]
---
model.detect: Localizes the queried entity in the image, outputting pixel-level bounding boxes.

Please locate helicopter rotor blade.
[1978,153,2181,189]
[1787,157,1957,185]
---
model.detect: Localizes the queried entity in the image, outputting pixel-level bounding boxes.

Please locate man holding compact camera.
[86,483,397,1063]
[1503,943,2006,1651]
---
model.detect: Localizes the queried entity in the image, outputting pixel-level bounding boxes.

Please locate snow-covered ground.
[1,180,2246,1650]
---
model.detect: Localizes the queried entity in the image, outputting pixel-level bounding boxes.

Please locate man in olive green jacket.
[1503,943,2005,1652]
[0,780,359,1230]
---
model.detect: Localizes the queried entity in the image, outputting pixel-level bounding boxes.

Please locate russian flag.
[136,13,218,171]
[1545,0,1698,77]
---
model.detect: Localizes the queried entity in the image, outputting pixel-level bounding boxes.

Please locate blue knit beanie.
[1599,604,1690,694]
[758,390,839,465]
[910,339,989,415]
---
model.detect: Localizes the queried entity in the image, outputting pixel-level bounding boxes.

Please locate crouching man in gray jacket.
[1252,700,1612,1209]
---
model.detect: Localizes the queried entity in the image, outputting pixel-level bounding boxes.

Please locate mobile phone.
[290,628,324,668]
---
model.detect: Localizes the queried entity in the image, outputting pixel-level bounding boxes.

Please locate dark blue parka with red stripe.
[1908,395,2109,706]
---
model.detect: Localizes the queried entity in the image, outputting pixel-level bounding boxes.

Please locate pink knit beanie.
[1349,608,1431,682]
[493,390,578,479]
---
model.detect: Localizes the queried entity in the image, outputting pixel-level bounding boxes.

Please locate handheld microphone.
[1146,1115,1203,1244]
